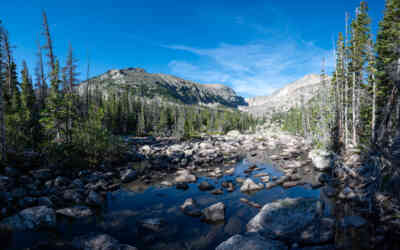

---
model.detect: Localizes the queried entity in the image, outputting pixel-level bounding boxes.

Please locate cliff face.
[240,74,329,117]
[77,67,246,108]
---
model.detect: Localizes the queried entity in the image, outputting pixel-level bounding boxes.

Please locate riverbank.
[0,124,396,249]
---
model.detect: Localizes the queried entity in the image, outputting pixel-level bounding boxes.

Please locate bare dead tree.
[42,10,56,73]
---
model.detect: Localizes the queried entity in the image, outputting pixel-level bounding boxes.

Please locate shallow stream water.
[6,159,333,250]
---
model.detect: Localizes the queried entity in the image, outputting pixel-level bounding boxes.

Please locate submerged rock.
[198,181,215,191]
[0,206,56,231]
[202,202,225,222]
[56,206,93,219]
[72,233,137,250]
[138,218,166,232]
[215,234,288,250]
[240,178,264,192]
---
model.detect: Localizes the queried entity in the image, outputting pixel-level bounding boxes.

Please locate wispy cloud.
[165,38,334,97]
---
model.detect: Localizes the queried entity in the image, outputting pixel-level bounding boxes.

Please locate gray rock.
[0,206,56,231]
[30,169,52,181]
[198,181,215,191]
[54,176,70,187]
[240,178,264,192]
[174,169,196,183]
[0,176,12,189]
[138,218,165,232]
[120,169,137,183]
[309,150,332,171]
[215,234,288,250]
[86,191,104,207]
[63,189,84,204]
[180,198,202,217]
[247,198,320,242]
[37,197,54,207]
[203,202,225,222]
[56,206,93,219]
[73,233,137,250]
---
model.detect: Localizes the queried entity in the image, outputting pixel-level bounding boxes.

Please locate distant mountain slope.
[240,74,329,117]
[77,67,246,108]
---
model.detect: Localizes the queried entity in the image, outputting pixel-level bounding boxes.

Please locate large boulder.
[202,202,225,222]
[240,178,264,192]
[215,234,288,250]
[308,150,332,171]
[0,206,56,231]
[247,198,322,243]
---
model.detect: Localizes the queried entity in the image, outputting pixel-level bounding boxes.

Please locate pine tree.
[349,2,371,146]
[20,61,36,147]
[375,0,400,128]
[137,100,145,136]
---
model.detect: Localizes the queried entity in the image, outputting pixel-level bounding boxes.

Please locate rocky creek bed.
[0,126,396,249]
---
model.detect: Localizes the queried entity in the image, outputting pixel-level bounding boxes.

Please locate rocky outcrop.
[78,67,246,108]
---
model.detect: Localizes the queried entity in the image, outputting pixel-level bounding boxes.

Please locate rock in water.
[215,234,288,250]
[138,218,165,232]
[180,198,202,217]
[309,150,332,171]
[247,198,320,242]
[0,206,56,231]
[240,178,264,192]
[202,202,225,222]
[198,181,215,191]
[56,206,93,219]
[174,169,197,183]
[73,233,138,250]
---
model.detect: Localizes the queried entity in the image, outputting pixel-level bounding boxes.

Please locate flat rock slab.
[56,206,93,219]
[247,198,320,243]
[216,234,288,250]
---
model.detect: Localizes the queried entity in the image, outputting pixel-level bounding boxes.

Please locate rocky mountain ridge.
[240,74,329,117]
[78,67,247,108]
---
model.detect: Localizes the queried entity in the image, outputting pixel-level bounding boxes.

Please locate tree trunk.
[372,73,377,141]
[352,72,357,146]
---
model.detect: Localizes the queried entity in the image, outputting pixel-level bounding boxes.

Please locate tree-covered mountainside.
[77,67,247,108]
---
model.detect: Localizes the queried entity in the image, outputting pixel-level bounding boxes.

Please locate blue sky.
[1,0,385,97]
